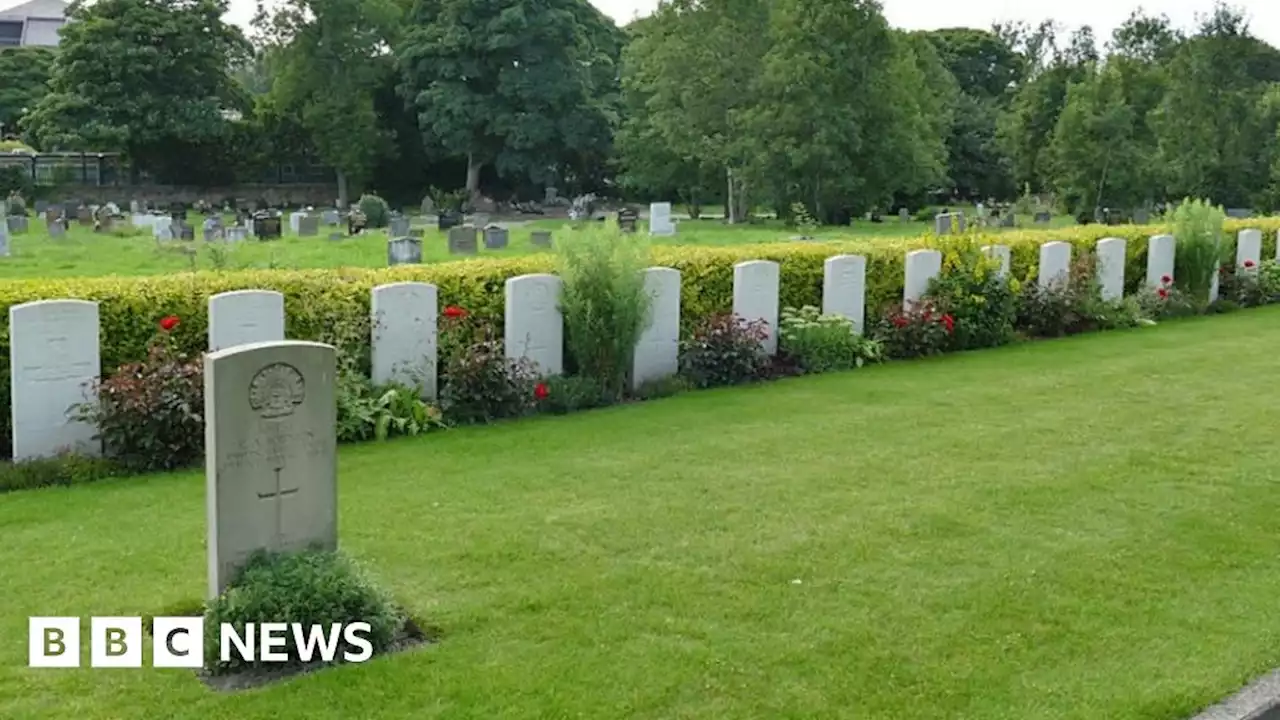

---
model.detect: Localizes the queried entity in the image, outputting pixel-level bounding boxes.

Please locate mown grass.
[1,308,1279,719]
[0,213,1078,280]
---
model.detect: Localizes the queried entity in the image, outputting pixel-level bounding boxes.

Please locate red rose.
[1244,259,1256,268]
[1157,287,1169,299]
[159,315,180,332]
[1160,274,1172,285]
[891,316,909,328]
[942,314,955,333]
[534,382,550,400]
[443,305,468,319]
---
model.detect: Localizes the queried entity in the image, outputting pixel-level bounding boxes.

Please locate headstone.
[1226,208,1252,219]
[1133,208,1150,225]
[152,216,173,241]
[0,218,8,257]
[1095,238,1126,301]
[77,206,92,226]
[1000,214,1015,228]
[253,214,282,240]
[903,249,942,304]
[208,290,286,352]
[448,225,478,255]
[899,208,910,222]
[531,230,552,248]
[34,200,48,214]
[178,223,195,242]
[131,213,154,229]
[1034,211,1052,224]
[388,217,410,237]
[618,208,639,233]
[7,216,28,234]
[822,255,866,334]
[648,202,675,236]
[297,215,319,237]
[204,340,338,598]
[1038,241,1072,289]
[483,226,509,250]
[47,209,63,226]
[437,211,461,231]
[9,300,101,461]
[934,213,965,235]
[289,211,306,234]
[632,267,680,389]
[387,237,422,265]
[732,260,780,355]
[322,209,340,226]
[980,244,1012,278]
[1237,229,1262,269]
[225,226,247,243]
[505,274,564,376]
[1147,234,1175,289]
[129,200,140,214]
[371,282,437,399]
[48,219,66,239]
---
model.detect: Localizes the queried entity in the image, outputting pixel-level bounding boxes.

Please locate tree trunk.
[336,169,349,208]
[726,168,735,225]
[465,154,483,201]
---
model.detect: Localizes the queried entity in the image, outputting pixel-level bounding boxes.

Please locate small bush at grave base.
[925,247,1018,351]
[439,313,539,424]
[204,549,403,676]
[778,306,882,374]
[1220,260,1280,308]
[536,375,618,415]
[0,453,121,493]
[336,376,447,443]
[630,374,692,401]
[1014,256,1110,338]
[679,313,770,389]
[869,301,954,359]
[357,194,391,228]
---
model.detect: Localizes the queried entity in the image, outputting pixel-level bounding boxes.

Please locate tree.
[397,0,619,199]
[1047,64,1141,213]
[23,0,249,183]
[0,48,55,136]
[255,0,400,205]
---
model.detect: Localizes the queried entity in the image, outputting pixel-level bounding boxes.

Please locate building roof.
[0,0,69,20]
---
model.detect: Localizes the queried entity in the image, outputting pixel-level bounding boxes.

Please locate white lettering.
[342,623,373,662]
[220,623,254,663]
[291,623,342,662]
[259,623,288,661]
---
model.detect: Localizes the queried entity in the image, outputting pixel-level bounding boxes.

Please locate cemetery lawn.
[0,214,1075,279]
[5,309,1280,719]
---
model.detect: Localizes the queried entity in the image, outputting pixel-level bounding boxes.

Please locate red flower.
[159,315,180,332]
[891,316,909,328]
[443,305,469,319]
[1244,259,1256,268]
[534,382,550,400]
[1157,287,1169,299]
[942,314,955,333]
[1160,274,1172,285]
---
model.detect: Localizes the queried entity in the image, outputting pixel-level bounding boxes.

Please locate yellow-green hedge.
[1,218,1278,458]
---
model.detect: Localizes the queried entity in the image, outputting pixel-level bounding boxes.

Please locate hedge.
[0,218,1277,458]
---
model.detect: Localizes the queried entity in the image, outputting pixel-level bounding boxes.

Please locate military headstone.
[732,260,780,355]
[1038,241,1072,289]
[632,267,680,389]
[1147,234,1175,289]
[204,340,338,598]
[904,249,942,304]
[371,282,437,399]
[504,274,564,375]
[208,290,286,352]
[821,255,866,334]
[483,225,509,250]
[9,300,101,461]
[1095,237,1126,301]
[448,226,478,255]
[387,237,423,265]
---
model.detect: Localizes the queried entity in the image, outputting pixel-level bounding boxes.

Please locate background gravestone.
[899,208,910,222]
[208,290,286,352]
[7,216,27,234]
[322,209,340,225]
[371,282,437,399]
[204,340,338,598]
[1033,211,1052,224]
[387,237,423,265]
[648,202,675,236]
[48,220,66,239]
[484,226,509,249]
[9,300,101,461]
[505,274,564,376]
[632,267,680,389]
[732,260,780,355]
[821,254,866,334]
[298,215,319,237]
[531,230,552,248]
[448,226,478,255]
[0,216,8,257]
[388,216,411,237]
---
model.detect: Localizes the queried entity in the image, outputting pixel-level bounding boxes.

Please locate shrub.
[536,375,618,415]
[913,207,935,223]
[357,193,391,228]
[204,549,403,675]
[72,315,203,472]
[1171,198,1227,302]
[1134,275,1200,319]
[1015,257,1100,337]
[0,453,120,493]
[869,301,954,359]
[679,313,769,388]
[336,377,446,442]
[631,374,691,401]
[0,167,33,203]
[925,247,1018,350]
[778,305,882,373]
[1220,260,1280,308]
[438,311,539,424]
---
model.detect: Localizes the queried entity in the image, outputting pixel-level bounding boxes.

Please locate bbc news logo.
[29,617,374,668]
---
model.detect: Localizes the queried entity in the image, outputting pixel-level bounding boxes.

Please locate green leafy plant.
[791,202,820,234]
[357,193,391,228]
[555,226,651,397]
[1135,274,1200,319]
[336,377,446,443]
[1170,198,1227,302]
[4,186,28,215]
[868,301,954,359]
[204,550,404,675]
[1220,260,1280,308]
[73,315,203,472]
[438,309,540,424]
[631,374,692,401]
[778,305,882,373]
[1015,256,1104,337]
[926,248,1018,350]
[536,375,618,415]
[679,313,770,388]
[0,453,120,493]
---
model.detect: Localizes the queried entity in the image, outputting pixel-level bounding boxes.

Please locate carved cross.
[257,466,299,549]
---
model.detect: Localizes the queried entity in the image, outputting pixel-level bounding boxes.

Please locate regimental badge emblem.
[248,363,306,419]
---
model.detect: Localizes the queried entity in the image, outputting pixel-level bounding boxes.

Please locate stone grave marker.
[822,255,866,334]
[1000,214,1016,228]
[0,216,8,257]
[1033,211,1052,224]
[254,214,282,240]
[208,290,286,352]
[648,202,675,236]
[388,217,411,237]
[129,200,140,214]
[297,215,319,237]
[387,237,423,265]
[34,200,48,214]
[904,249,942,304]
[632,267,680,389]
[322,209,340,226]
[1095,237,1126,301]
[484,226,509,250]
[732,260,780,355]
[618,208,639,233]
[1133,208,1151,225]
[448,226,478,255]
[504,274,564,376]
[204,340,338,598]
[437,211,461,231]
[1237,229,1262,269]
[9,299,101,461]
[371,282,437,399]
[77,206,93,226]
[46,209,63,226]
[1038,241,1072,289]
[289,211,306,234]
[7,215,28,234]
[1147,234,1175,288]
[531,230,552,248]
[177,223,195,241]
[934,212,965,235]
[48,219,66,239]
[1226,208,1252,219]
[980,244,1012,278]
[224,226,247,243]
[899,208,910,222]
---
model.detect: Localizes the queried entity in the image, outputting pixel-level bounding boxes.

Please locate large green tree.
[23,0,249,182]
[0,47,55,136]
[1047,64,1142,213]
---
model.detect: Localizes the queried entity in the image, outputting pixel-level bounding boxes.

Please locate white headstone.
[1095,237,1126,302]
[387,237,423,265]
[822,255,866,334]
[632,267,680,389]
[204,340,337,598]
[980,244,1011,278]
[504,274,563,376]
[131,213,153,229]
[10,300,101,461]
[1147,234,1175,288]
[903,249,942,304]
[732,260,780,355]
[648,202,675,236]
[1038,241,1072,289]
[208,290,286,352]
[0,217,8,258]
[371,282,437,400]
[289,211,306,234]
[1237,229,1261,269]
[152,216,172,239]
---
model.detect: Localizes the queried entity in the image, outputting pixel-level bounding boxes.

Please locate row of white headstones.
[11,229,1276,465]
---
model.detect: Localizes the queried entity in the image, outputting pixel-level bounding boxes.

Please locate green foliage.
[556,227,651,397]
[631,374,692,401]
[0,47,55,132]
[869,301,954,359]
[438,317,539,425]
[0,453,121,493]
[3,185,28,214]
[536,375,617,415]
[205,549,403,675]
[336,377,446,443]
[1220,261,1280,308]
[679,313,769,388]
[1170,197,1226,300]
[1014,254,1145,336]
[357,193,391,228]
[927,247,1019,349]
[778,306,882,373]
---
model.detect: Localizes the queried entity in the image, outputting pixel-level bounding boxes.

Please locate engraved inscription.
[248,363,306,419]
